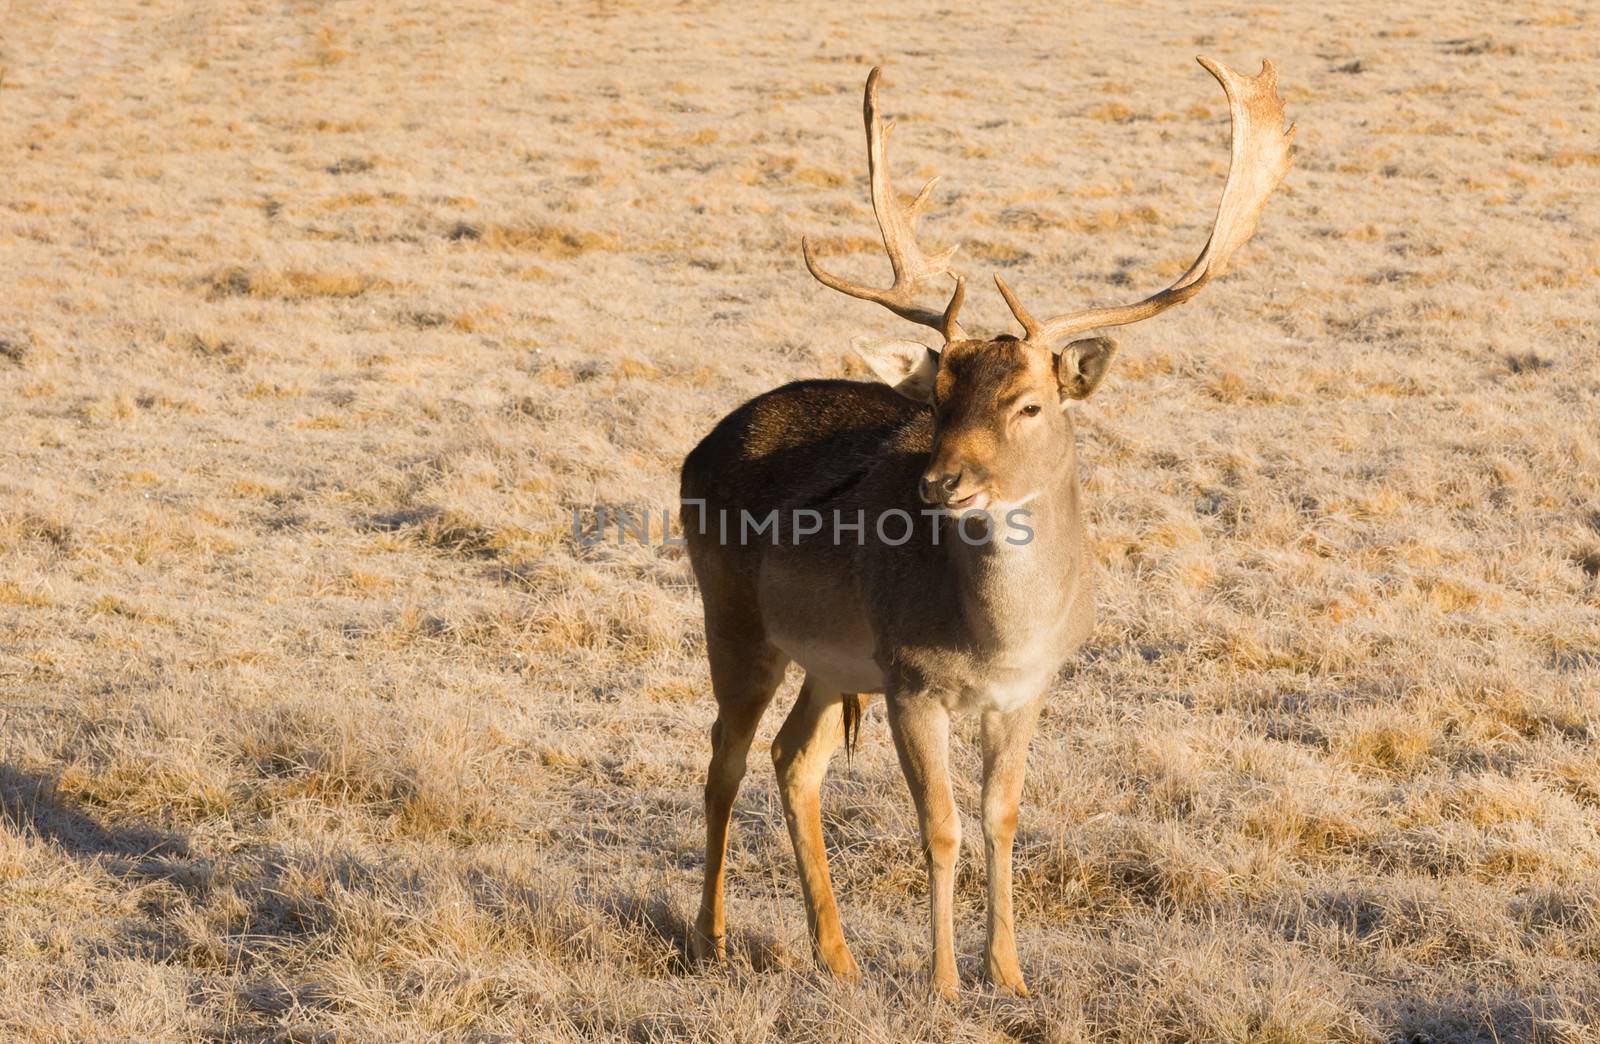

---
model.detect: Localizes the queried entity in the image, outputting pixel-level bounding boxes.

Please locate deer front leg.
[886,693,960,999]
[979,698,1042,996]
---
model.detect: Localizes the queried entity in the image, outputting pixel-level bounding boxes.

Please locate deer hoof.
[818,944,862,982]
[689,929,725,963]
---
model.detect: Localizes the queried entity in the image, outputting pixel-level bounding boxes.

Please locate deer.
[679,57,1293,997]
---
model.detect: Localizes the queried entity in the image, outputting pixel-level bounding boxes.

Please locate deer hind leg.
[771,676,860,980]
[692,623,787,962]
[979,699,1042,997]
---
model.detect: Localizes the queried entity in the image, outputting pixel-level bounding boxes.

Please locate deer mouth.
[945,490,989,512]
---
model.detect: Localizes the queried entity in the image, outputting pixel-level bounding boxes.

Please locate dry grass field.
[2,1,1598,1040]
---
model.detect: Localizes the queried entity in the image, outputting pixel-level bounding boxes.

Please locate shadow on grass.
[600,891,788,974]
[0,764,371,1035]
[0,763,207,895]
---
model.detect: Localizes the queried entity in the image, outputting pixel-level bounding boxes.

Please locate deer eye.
[1019,403,1042,418]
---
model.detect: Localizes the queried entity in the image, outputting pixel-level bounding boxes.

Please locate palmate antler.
[801,67,967,342]
[805,59,1293,350]
[995,57,1297,348]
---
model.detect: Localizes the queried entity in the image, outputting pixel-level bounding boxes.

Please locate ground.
[1,1,1598,1041]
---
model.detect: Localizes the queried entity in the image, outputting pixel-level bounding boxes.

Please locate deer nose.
[919,470,962,505]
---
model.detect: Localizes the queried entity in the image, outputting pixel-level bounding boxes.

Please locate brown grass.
[1,1,1597,1040]
[205,267,389,300]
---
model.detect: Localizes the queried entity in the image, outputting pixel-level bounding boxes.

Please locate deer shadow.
[0,759,795,1030]
[0,763,207,895]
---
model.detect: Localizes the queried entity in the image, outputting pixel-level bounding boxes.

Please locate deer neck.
[947,468,1085,653]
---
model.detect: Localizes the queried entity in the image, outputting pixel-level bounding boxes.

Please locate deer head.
[802,60,1295,510]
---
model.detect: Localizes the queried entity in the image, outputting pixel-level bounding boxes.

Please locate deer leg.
[979,699,1042,996]
[771,676,860,980]
[886,694,960,999]
[692,630,787,962]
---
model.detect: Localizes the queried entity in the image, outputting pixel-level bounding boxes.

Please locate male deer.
[681,58,1293,996]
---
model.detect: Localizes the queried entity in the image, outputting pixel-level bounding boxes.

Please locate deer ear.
[852,337,939,403]
[1056,337,1118,400]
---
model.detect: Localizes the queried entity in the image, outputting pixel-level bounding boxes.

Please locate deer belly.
[759,556,884,693]
[762,604,882,692]
[776,635,885,693]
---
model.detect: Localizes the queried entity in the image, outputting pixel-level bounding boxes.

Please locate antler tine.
[906,175,941,225]
[1002,57,1296,348]
[802,66,966,341]
[938,275,966,343]
[992,274,1039,342]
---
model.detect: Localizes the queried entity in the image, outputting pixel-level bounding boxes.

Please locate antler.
[995,57,1296,348]
[802,67,967,341]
